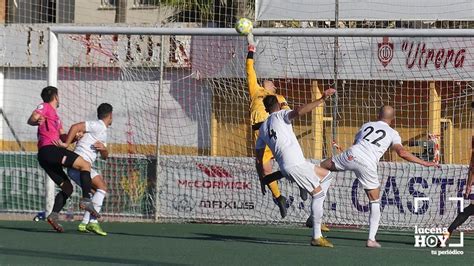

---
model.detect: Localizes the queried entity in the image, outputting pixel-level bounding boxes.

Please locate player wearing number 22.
[320,105,438,248]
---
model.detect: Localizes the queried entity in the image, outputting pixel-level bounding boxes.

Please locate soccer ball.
[235,18,253,35]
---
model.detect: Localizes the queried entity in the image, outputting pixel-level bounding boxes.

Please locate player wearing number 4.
[247,33,311,218]
[55,103,113,236]
[256,89,336,247]
[320,105,438,248]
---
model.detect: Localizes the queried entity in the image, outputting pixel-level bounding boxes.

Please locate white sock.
[320,172,333,195]
[88,189,106,224]
[368,200,381,241]
[81,211,90,224]
[311,190,325,239]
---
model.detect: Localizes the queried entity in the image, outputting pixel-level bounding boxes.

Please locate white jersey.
[352,121,402,163]
[74,120,107,164]
[256,110,306,169]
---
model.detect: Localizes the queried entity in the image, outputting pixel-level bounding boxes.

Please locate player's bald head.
[378,105,395,122]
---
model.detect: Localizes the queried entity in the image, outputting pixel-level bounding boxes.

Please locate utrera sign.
[241,36,474,81]
[378,37,394,68]
[377,37,467,70]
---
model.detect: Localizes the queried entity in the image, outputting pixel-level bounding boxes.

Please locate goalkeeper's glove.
[247,33,257,52]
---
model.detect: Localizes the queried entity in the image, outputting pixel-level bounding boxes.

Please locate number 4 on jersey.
[269,129,277,140]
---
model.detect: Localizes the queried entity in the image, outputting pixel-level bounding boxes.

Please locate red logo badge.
[378,37,394,68]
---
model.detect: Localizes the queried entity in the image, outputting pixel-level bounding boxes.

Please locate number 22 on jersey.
[362,126,386,147]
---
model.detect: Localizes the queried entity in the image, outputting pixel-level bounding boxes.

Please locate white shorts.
[67,168,100,186]
[283,161,320,193]
[332,149,380,190]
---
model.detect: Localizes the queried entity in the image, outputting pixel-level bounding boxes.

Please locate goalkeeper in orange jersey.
[246,33,308,218]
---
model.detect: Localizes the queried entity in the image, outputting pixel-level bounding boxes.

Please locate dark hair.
[471,101,473,109]
[97,103,113,119]
[41,86,58,103]
[263,95,279,113]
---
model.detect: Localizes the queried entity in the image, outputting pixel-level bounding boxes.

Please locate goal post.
[45,30,59,216]
[38,26,474,229]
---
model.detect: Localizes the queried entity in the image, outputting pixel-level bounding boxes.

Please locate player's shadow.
[0,224,110,238]
[326,235,414,246]
[194,233,307,246]
[112,231,307,246]
[0,224,53,234]
[0,247,182,265]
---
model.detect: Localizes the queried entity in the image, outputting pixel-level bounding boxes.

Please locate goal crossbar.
[49,26,474,37]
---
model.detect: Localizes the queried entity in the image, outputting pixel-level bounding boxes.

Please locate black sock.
[262,171,284,186]
[448,204,474,233]
[80,171,92,198]
[52,191,68,213]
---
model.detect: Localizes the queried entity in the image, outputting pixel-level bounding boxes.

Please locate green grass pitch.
[0,221,472,265]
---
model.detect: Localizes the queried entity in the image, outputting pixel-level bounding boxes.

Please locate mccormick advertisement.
[0,153,471,229]
[157,156,471,229]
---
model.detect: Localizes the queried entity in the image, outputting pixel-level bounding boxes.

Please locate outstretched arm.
[61,122,86,147]
[392,144,438,167]
[246,33,259,99]
[287,88,336,121]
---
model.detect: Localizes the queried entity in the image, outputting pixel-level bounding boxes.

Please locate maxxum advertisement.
[158,156,471,229]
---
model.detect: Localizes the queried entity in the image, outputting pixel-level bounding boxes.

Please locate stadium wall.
[0,25,471,165]
[0,152,470,229]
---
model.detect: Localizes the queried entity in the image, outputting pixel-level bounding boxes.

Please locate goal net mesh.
[1,28,473,230]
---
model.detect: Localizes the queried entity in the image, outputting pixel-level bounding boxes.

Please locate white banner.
[197,36,474,81]
[256,0,474,21]
[158,156,472,229]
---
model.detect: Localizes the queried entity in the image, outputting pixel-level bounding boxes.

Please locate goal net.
[1,26,473,230]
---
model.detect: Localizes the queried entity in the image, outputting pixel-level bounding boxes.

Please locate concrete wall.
[74,0,175,24]
[1,67,211,153]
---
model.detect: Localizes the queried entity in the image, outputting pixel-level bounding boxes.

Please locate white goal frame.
[46,26,474,220]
